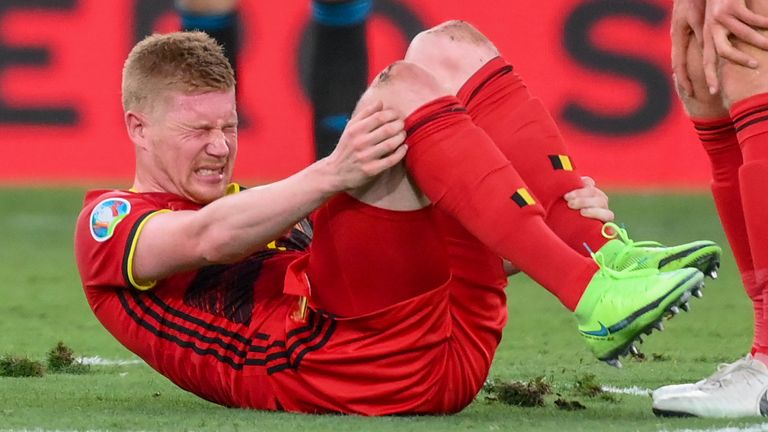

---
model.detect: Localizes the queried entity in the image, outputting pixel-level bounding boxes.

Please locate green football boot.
[597,222,722,279]
[575,252,705,367]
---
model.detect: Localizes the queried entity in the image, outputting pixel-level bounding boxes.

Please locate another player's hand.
[703,0,768,94]
[671,0,706,98]
[563,176,614,223]
[506,177,613,277]
[327,101,408,190]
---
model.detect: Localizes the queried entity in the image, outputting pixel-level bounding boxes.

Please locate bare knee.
[347,163,430,210]
[357,61,450,118]
[720,36,768,108]
[404,20,499,94]
[719,1,768,108]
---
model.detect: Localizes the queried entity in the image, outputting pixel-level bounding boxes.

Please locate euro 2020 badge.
[90,198,131,242]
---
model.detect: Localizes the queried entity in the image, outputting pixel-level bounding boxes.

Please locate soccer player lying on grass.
[75,24,720,415]
[653,0,768,418]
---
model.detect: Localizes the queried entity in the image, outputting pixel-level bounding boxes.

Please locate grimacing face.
[140,89,238,204]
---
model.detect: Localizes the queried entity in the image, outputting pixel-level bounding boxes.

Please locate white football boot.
[652,358,748,400]
[652,355,768,417]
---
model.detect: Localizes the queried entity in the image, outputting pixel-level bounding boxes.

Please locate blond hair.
[121,31,235,112]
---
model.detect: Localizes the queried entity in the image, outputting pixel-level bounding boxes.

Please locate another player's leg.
[652,18,768,418]
[177,0,240,79]
[308,0,371,159]
[404,21,721,278]
[364,60,704,365]
[177,0,246,123]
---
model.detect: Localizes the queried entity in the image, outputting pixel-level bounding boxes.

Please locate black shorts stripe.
[292,319,337,368]
[286,314,328,359]
[244,352,290,367]
[266,312,337,375]
[121,211,156,288]
[248,340,286,353]
[285,313,319,339]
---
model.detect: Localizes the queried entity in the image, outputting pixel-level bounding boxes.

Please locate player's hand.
[505,177,613,276]
[563,176,614,223]
[703,0,768,94]
[671,0,706,98]
[327,101,408,190]
[675,36,730,119]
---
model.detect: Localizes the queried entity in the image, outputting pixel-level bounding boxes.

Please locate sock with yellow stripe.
[404,96,597,310]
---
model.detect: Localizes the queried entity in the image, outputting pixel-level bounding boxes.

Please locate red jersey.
[74,188,508,415]
[74,188,316,408]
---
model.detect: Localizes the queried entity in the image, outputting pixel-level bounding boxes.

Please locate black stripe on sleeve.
[146,292,267,344]
[121,211,157,289]
[118,290,245,370]
[130,291,249,358]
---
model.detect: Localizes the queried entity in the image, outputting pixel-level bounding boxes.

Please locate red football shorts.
[261,193,508,415]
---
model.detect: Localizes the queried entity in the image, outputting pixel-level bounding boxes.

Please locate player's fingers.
[712,19,757,68]
[365,118,404,149]
[702,31,720,94]
[564,187,596,201]
[673,73,689,101]
[352,109,401,137]
[368,143,408,174]
[691,13,704,45]
[567,195,609,212]
[368,130,406,159]
[672,30,695,97]
[581,176,596,187]
[350,101,383,122]
[580,207,615,223]
[728,16,768,50]
[563,184,607,203]
[716,33,758,68]
[738,6,768,31]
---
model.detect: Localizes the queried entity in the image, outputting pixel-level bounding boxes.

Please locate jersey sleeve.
[74,193,169,291]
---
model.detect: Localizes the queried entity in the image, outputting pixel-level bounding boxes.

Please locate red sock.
[731,93,768,355]
[693,117,764,354]
[404,96,598,310]
[457,57,608,254]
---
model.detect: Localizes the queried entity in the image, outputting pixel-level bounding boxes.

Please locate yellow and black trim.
[226,183,243,195]
[122,209,171,291]
[548,154,574,171]
[511,188,536,208]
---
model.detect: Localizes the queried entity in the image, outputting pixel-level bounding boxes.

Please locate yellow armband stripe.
[226,183,242,195]
[122,209,171,291]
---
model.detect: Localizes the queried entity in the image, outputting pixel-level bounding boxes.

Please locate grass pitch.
[0,187,765,431]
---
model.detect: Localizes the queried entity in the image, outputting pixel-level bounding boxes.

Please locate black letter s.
[562,0,670,135]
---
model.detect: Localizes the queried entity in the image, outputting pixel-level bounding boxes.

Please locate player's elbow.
[197,228,252,265]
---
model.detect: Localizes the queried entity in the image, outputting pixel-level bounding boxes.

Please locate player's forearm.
[195,159,342,263]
